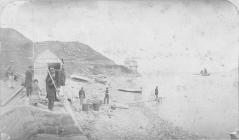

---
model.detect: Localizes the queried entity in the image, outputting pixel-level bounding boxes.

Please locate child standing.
[79,87,85,105]
[30,79,41,106]
[104,87,109,104]
[155,86,158,100]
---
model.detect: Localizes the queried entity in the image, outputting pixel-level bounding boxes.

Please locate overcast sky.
[1,0,239,73]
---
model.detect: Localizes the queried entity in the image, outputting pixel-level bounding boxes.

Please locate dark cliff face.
[0,28,133,78]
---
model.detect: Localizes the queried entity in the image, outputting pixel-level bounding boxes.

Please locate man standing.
[79,87,85,105]
[6,61,15,89]
[155,86,159,100]
[46,67,58,111]
[104,87,109,104]
[25,66,33,97]
[59,66,66,93]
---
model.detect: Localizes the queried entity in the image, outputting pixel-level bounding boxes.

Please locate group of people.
[6,62,41,106]
[24,64,66,110]
[25,66,41,106]
[8,59,158,110]
[4,59,165,113]
[24,64,110,111]
[5,57,111,111]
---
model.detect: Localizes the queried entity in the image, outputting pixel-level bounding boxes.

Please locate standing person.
[61,58,64,64]
[59,66,66,95]
[6,61,15,89]
[204,68,208,75]
[104,87,109,104]
[155,86,159,100]
[58,59,66,98]
[79,87,85,105]
[200,70,204,75]
[25,66,33,97]
[60,66,66,87]
[54,68,60,102]
[46,67,58,111]
[30,79,41,106]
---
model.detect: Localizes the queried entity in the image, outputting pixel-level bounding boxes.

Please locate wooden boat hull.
[118,89,142,93]
[70,74,91,82]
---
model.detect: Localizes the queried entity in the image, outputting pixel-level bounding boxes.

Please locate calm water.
[141,72,238,139]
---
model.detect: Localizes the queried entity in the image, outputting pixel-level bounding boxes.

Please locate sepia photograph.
[0,0,239,139]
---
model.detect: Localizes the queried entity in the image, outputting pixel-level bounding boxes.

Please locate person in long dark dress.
[46,67,57,111]
[104,87,109,104]
[155,86,158,100]
[79,87,85,105]
[30,79,41,106]
[6,61,15,88]
[25,66,33,97]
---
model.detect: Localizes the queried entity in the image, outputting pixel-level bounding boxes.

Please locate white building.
[34,49,62,94]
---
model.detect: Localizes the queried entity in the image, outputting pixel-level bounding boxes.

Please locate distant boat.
[118,88,142,93]
[230,130,239,140]
[200,68,210,76]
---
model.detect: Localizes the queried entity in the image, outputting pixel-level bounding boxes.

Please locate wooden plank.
[1,86,24,106]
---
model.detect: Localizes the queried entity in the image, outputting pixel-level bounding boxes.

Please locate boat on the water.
[230,130,239,140]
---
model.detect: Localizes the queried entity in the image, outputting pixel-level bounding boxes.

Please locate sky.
[1,0,239,74]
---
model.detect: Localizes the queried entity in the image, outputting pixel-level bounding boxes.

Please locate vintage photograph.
[0,0,238,139]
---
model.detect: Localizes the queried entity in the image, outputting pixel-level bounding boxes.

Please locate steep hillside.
[0,28,33,78]
[0,28,133,78]
[35,41,114,65]
[34,41,117,75]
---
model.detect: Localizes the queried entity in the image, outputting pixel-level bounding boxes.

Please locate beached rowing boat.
[70,74,92,82]
[118,88,142,93]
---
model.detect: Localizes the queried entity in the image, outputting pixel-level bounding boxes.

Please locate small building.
[34,49,62,94]
[124,58,138,73]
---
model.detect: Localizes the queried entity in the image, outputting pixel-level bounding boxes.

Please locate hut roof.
[35,49,61,64]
